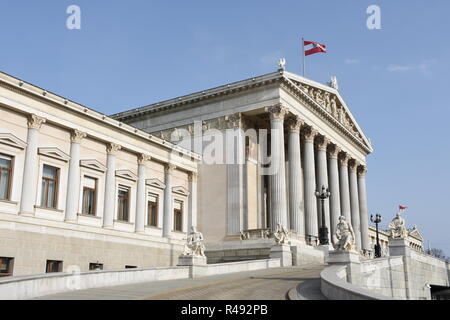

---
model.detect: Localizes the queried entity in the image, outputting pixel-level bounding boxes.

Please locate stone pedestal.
[327,250,361,285]
[270,244,292,267]
[388,237,411,257]
[177,255,207,266]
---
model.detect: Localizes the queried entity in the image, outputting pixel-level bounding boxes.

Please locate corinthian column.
[163,164,176,237]
[20,114,46,215]
[286,116,304,236]
[135,154,151,232]
[65,130,87,222]
[315,135,331,243]
[327,144,341,238]
[188,172,198,231]
[266,104,289,230]
[302,125,318,244]
[339,152,352,224]
[103,143,121,228]
[348,159,362,250]
[358,165,370,254]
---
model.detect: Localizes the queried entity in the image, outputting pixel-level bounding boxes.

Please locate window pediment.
[146,178,166,189]
[0,133,27,149]
[172,186,190,196]
[38,147,70,162]
[80,159,107,173]
[116,169,138,181]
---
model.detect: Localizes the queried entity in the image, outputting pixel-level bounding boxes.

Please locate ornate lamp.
[371,213,382,258]
[315,185,331,245]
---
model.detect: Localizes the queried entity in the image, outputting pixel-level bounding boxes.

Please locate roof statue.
[328,76,339,90]
[278,58,286,71]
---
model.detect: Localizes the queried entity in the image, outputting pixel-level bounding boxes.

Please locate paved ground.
[37,264,325,300]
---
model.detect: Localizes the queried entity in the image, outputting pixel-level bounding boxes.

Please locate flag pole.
[302,37,305,77]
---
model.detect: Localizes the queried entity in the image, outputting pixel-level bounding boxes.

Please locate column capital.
[106,142,121,155]
[265,104,289,121]
[137,153,151,164]
[357,165,368,177]
[165,163,177,174]
[285,116,304,132]
[301,126,318,142]
[315,135,330,151]
[348,159,359,172]
[338,152,350,166]
[70,130,87,143]
[27,114,46,129]
[224,112,242,129]
[327,144,341,159]
[188,172,198,182]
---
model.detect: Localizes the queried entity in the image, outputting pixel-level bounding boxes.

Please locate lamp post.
[315,185,331,245]
[371,214,382,258]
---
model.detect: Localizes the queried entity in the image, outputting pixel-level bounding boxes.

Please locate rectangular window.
[41,165,59,208]
[147,193,158,227]
[0,154,12,201]
[89,262,103,270]
[173,201,183,232]
[117,186,130,221]
[46,260,63,273]
[82,176,97,216]
[125,265,137,269]
[0,257,14,277]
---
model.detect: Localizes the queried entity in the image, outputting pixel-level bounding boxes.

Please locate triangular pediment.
[116,169,138,181]
[80,159,107,173]
[172,186,190,196]
[0,133,27,149]
[146,178,166,189]
[283,72,373,153]
[38,147,70,162]
[408,226,424,241]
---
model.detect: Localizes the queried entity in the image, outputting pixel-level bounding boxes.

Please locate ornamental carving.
[348,159,359,172]
[225,113,242,129]
[301,126,318,142]
[137,153,151,164]
[165,163,177,174]
[327,144,341,159]
[315,135,330,151]
[70,130,87,143]
[285,116,304,132]
[265,104,289,121]
[27,114,46,129]
[357,165,368,177]
[106,143,121,155]
[338,152,350,166]
[188,172,198,182]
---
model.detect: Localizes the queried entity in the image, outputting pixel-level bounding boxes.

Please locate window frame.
[40,164,60,209]
[81,176,97,216]
[45,260,63,273]
[147,193,159,227]
[173,200,183,232]
[117,185,130,222]
[0,153,13,201]
[0,256,14,277]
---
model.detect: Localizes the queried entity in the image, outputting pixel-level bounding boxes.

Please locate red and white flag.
[304,40,327,56]
[399,205,408,211]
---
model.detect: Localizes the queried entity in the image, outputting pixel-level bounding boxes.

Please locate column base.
[388,237,411,256]
[327,250,360,264]
[178,255,207,266]
[270,244,292,267]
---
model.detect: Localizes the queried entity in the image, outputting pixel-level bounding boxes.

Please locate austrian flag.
[304,40,327,56]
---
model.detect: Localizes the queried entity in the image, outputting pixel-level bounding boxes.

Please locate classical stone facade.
[113,69,373,255]
[0,71,199,276]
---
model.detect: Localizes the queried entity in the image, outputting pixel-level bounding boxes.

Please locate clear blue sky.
[1,1,449,255]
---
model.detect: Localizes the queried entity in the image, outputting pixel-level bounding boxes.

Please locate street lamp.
[315,185,331,245]
[370,213,382,258]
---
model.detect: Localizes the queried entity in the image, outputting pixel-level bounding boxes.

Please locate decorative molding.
[27,114,46,129]
[80,159,107,173]
[146,178,166,189]
[357,165,368,178]
[301,125,318,142]
[172,186,190,196]
[348,159,359,172]
[188,172,198,183]
[338,152,350,166]
[0,132,27,149]
[115,169,138,181]
[70,130,87,143]
[106,143,121,155]
[224,113,242,129]
[38,147,71,162]
[315,135,330,151]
